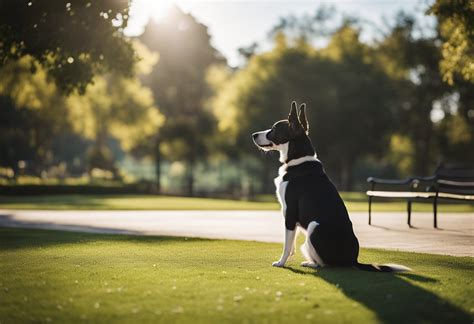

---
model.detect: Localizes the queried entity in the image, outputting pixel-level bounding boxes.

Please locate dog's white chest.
[274,176,288,216]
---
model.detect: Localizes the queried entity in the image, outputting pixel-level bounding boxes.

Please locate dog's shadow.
[285,265,471,323]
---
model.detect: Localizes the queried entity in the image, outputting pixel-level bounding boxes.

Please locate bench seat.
[366,191,436,199]
[367,190,474,200]
[438,192,474,200]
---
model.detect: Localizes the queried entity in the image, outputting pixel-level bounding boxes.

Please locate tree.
[65,42,163,175]
[376,13,451,175]
[0,0,136,93]
[0,41,163,178]
[268,5,337,41]
[427,0,474,84]
[0,55,69,175]
[139,5,225,195]
[435,79,474,166]
[209,29,399,191]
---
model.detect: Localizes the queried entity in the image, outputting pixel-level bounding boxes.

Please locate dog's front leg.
[272,229,296,267]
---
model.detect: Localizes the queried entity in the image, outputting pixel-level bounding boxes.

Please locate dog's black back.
[283,160,360,266]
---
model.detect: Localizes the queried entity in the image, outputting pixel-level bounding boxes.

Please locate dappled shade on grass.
[0,228,472,323]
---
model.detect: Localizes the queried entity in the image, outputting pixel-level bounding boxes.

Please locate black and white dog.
[252,102,410,272]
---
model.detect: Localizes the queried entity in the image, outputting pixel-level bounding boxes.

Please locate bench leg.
[407,200,412,227]
[433,194,438,229]
[368,196,372,225]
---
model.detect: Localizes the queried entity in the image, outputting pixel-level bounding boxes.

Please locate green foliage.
[0,41,163,176]
[66,73,163,154]
[0,56,69,172]
[376,12,466,175]
[388,134,415,177]
[436,107,474,166]
[269,5,337,41]
[427,0,474,84]
[210,28,399,189]
[0,0,136,94]
[86,146,116,174]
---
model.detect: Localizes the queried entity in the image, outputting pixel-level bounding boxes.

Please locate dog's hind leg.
[300,221,324,268]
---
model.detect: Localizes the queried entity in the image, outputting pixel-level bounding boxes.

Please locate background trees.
[0,15,162,180]
[209,27,400,191]
[376,13,450,176]
[139,6,225,195]
[0,56,69,175]
[0,1,472,196]
[208,8,472,192]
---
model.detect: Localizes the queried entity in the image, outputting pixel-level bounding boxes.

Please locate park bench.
[366,166,474,228]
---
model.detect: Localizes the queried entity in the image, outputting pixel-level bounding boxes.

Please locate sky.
[125,0,435,67]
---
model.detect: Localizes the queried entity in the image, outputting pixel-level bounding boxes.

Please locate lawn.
[0,193,473,212]
[1,228,472,323]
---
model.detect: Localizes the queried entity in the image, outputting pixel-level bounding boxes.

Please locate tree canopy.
[209,10,473,191]
[0,0,136,93]
[427,0,474,84]
[0,40,163,176]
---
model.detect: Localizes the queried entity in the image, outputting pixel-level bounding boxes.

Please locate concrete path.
[0,209,472,257]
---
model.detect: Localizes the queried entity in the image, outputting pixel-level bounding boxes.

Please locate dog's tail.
[354,262,411,272]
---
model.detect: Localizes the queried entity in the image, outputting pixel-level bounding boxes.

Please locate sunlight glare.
[150,0,175,21]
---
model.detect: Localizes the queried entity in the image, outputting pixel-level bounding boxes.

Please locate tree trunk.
[154,139,161,194]
[186,159,195,197]
[413,116,434,176]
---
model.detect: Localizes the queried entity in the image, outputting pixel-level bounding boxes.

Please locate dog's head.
[252,101,314,163]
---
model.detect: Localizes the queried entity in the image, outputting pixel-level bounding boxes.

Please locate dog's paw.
[301,261,320,269]
[272,261,285,268]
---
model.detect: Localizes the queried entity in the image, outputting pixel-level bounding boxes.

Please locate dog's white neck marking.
[276,143,289,163]
[286,154,319,167]
[277,154,319,176]
[274,142,318,166]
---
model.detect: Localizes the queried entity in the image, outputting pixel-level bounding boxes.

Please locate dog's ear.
[289,101,303,136]
[289,101,298,124]
[298,103,309,134]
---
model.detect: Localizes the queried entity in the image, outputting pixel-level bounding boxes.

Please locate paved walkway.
[0,209,472,257]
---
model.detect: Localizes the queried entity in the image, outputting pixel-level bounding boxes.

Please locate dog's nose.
[252,133,258,140]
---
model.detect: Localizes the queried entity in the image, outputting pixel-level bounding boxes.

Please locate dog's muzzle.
[252,130,273,148]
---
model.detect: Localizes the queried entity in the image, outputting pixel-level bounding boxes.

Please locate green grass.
[0,193,473,212]
[0,195,277,210]
[0,228,472,323]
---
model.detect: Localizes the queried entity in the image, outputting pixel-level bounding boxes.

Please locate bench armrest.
[412,175,436,182]
[411,176,437,191]
[367,177,413,185]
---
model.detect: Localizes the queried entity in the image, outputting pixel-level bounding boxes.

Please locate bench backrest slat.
[436,167,474,180]
[437,179,474,187]
[435,167,474,194]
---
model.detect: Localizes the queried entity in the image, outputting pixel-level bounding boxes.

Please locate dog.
[252,101,410,272]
